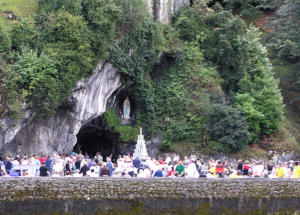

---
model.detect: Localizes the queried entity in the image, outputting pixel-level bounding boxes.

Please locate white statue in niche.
[123,97,130,119]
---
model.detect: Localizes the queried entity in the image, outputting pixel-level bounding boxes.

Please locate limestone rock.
[0,61,121,156]
[145,0,190,24]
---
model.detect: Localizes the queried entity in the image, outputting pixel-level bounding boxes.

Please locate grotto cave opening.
[73,117,120,161]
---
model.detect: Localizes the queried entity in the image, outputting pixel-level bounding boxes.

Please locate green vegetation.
[266,0,300,61]
[104,109,140,142]
[0,0,289,153]
[205,104,249,152]
[1,0,120,118]
[0,24,11,52]
[4,46,59,118]
[0,0,37,23]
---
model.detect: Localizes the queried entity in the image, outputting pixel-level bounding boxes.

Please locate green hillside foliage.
[0,24,11,52]
[209,0,282,20]
[266,0,300,60]
[0,0,286,153]
[0,0,38,23]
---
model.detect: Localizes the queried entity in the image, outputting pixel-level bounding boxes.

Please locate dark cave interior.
[73,122,120,160]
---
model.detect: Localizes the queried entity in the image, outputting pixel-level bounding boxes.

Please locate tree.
[38,10,95,84]
[172,6,204,42]
[38,0,83,15]
[10,19,37,51]
[201,10,248,92]
[236,26,284,141]
[267,0,300,60]
[4,46,60,118]
[222,0,261,19]
[205,104,249,152]
[0,23,11,53]
[114,0,148,35]
[82,0,121,58]
[31,11,95,116]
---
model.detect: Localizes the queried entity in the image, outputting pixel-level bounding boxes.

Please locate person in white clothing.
[185,159,199,178]
[252,161,264,177]
[283,162,292,178]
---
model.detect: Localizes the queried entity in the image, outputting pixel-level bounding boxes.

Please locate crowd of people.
[0,152,300,178]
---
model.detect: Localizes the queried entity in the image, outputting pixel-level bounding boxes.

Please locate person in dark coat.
[100,165,110,177]
[79,163,89,176]
[133,157,141,169]
[5,157,12,175]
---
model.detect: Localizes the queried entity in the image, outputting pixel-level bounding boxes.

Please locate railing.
[12,165,41,176]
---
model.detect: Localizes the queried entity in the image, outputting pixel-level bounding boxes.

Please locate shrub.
[0,23,11,53]
[104,109,140,142]
[205,104,249,152]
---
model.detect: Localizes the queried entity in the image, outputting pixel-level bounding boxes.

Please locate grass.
[0,0,37,23]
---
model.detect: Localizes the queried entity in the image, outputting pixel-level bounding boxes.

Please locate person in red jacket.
[216,160,224,178]
[243,160,251,176]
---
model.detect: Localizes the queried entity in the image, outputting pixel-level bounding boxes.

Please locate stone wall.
[1,178,300,214]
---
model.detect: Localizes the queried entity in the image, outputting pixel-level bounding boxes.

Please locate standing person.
[293,161,300,178]
[64,160,72,176]
[243,160,250,176]
[133,157,141,170]
[283,162,292,178]
[253,161,264,178]
[95,152,103,164]
[78,151,84,161]
[106,157,114,176]
[21,155,29,166]
[168,165,177,177]
[267,160,273,175]
[45,156,53,176]
[153,166,163,177]
[100,163,110,177]
[79,163,89,177]
[75,156,81,170]
[0,157,3,171]
[165,154,171,164]
[276,163,285,178]
[215,160,224,178]
[4,157,12,175]
[12,157,20,167]
[84,152,90,160]
[175,161,185,177]
[173,154,180,163]
[237,160,243,173]
[185,159,199,178]
[40,155,47,164]
[39,161,50,177]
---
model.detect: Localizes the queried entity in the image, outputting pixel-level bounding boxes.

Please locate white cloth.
[12,160,20,166]
[185,163,199,178]
[21,160,29,166]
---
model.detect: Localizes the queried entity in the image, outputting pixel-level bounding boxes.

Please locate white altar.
[133,128,148,159]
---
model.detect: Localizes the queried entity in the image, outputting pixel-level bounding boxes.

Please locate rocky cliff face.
[0,0,189,156]
[146,0,190,24]
[0,61,121,156]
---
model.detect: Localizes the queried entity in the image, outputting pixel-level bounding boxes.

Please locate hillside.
[0,0,299,158]
[0,0,37,23]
